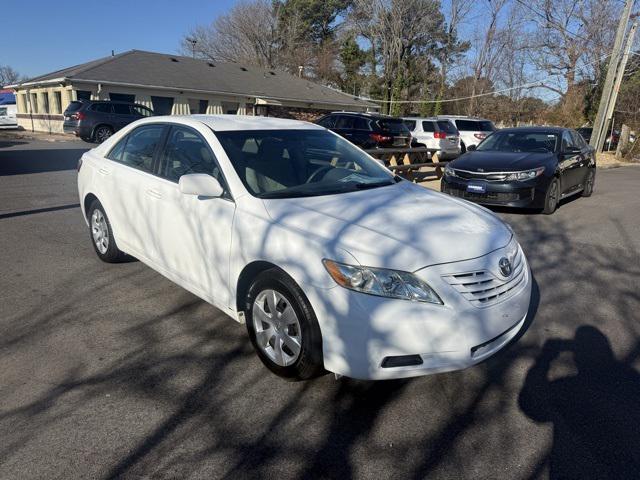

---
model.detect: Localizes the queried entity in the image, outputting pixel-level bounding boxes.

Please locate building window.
[221,101,239,115]
[109,92,135,103]
[77,90,91,101]
[30,93,38,113]
[41,93,50,113]
[53,91,62,114]
[151,96,175,115]
[20,93,28,113]
[188,99,209,114]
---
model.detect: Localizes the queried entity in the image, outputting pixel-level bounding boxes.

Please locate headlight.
[444,165,455,177]
[323,259,443,304]
[505,167,545,181]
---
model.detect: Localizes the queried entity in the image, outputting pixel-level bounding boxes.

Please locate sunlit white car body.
[78,115,531,380]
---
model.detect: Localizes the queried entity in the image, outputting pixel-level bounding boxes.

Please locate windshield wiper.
[353,180,395,190]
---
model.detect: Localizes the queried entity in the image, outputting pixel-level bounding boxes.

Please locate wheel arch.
[235,260,284,312]
[83,192,100,221]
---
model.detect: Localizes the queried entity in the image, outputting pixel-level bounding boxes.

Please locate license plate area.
[466,182,487,194]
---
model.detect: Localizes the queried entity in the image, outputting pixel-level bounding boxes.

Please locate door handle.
[98,168,111,176]
[146,189,162,199]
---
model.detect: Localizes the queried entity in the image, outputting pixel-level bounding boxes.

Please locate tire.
[88,200,126,263]
[245,268,324,380]
[542,177,560,215]
[582,168,595,197]
[93,125,113,143]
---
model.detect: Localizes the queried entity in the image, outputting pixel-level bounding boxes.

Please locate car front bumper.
[306,239,532,380]
[440,175,550,208]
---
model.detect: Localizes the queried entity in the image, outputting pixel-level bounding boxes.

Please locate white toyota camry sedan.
[77,115,532,380]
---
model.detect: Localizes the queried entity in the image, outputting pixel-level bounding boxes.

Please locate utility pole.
[590,0,634,153]
[605,22,638,122]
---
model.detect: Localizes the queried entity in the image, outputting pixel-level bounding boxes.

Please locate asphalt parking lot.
[1,137,639,479]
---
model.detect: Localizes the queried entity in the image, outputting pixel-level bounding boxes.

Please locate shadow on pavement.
[0,145,88,175]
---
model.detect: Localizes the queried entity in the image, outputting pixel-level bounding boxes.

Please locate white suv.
[78,115,531,381]
[402,117,461,160]
[437,116,496,153]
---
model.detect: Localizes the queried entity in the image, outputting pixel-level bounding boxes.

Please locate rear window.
[65,101,83,113]
[403,120,416,131]
[455,120,495,132]
[376,119,410,135]
[437,121,458,134]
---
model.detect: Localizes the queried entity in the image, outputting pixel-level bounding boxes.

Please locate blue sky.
[6,0,236,78]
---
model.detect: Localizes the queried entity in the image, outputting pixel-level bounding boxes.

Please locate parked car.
[78,115,532,380]
[315,112,412,149]
[437,116,497,153]
[441,127,596,214]
[63,100,154,143]
[0,104,17,128]
[402,117,461,160]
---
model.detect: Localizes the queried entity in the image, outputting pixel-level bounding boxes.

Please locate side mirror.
[179,173,224,197]
[467,144,477,151]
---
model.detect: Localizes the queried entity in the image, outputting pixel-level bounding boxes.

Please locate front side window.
[476,131,559,153]
[92,103,112,114]
[562,131,576,151]
[216,129,397,198]
[0,107,7,116]
[115,124,165,172]
[334,116,354,129]
[316,115,336,128]
[160,126,224,186]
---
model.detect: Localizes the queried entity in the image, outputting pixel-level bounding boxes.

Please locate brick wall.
[265,106,328,122]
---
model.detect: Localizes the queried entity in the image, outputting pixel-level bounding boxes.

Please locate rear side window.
[0,107,7,116]
[454,120,479,131]
[422,121,435,132]
[132,105,153,117]
[437,121,457,134]
[159,126,224,186]
[316,115,336,128]
[353,117,369,130]
[112,104,131,115]
[92,103,112,114]
[479,121,496,131]
[113,124,165,173]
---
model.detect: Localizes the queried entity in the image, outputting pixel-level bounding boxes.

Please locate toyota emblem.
[499,257,512,277]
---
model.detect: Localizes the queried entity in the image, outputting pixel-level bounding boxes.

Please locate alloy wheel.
[95,127,112,143]
[548,181,559,211]
[91,209,109,254]
[252,289,302,367]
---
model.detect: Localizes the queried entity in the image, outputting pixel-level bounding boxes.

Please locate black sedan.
[441,127,596,214]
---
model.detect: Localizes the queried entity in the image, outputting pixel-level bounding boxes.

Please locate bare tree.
[0,65,22,87]
[181,0,281,69]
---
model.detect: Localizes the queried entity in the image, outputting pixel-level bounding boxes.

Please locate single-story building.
[8,49,377,133]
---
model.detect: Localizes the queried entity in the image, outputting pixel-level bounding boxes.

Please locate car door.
[570,129,592,187]
[111,103,137,131]
[103,123,167,258]
[150,124,236,306]
[559,130,584,191]
[421,121,437,149]
[333,115,357,144]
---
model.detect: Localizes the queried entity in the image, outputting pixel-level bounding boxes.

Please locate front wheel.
[245,269,324,380]
[542,178,560,215]
[582,169,595,197]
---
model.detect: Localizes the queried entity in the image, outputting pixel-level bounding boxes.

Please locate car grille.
[452,169,508,181]
[442,247,526,307]
[445,188,529,203]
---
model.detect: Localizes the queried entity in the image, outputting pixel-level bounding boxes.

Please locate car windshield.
[476,131,559,153]
[216,129,398,199]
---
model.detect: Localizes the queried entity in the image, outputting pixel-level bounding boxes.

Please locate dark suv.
[315,112,411,149]
[63,100,154,143]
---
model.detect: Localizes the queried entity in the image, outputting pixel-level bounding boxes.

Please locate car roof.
[328,111,402,120]
[494,126,567,134]
[161,114,324,132]
[402,117,450,122]
[437,116,492,122]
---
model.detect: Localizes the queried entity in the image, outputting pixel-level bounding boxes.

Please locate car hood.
[451,150,555,171]
[262,181,512,272]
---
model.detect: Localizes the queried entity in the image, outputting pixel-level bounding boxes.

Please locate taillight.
[370,133,392,143]
[434,131,447,139]
[77,157,83,172]
[71,111,86,121]
[474,133,486,140]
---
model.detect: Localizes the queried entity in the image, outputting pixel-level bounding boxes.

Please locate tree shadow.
[0,145,89,175]
[519,326,640,479]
